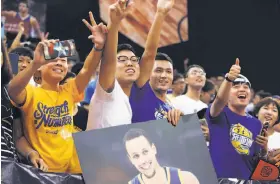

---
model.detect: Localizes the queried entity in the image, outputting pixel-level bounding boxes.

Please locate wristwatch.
[225,73,233,82]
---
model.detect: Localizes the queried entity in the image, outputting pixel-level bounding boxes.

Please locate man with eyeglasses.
[87,0,179,129]
[171,65,208,115]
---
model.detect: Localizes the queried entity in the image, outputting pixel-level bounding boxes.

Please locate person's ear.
[185,77,189,85]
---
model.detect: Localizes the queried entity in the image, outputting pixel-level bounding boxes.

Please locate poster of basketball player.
[74,114,218,184]
[99,0,188,47]
[1,0,46,39]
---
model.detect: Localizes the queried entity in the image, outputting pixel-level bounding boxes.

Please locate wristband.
[26,150,38,162]
[93,44,104,52]
[225,73,233,82]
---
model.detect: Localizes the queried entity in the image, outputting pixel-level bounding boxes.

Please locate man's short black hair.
[19,1,29,7]
[117,44,136,55]
[155,52,173,64]
[123,128,152,146]
[253,97,280,125]
[10,47,33,60]
[172,73,184,84]
[184,64,205,78]
[255,90,272,99]
[202,80,215,92]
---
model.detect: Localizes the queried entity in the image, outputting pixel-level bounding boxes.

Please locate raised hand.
[18,22,25,33]
[157,0,175,15]
[40,32,49,41]
[108,0,134,25]
[33,39,59,68]
[227,58,241,81]
[83,11,107,50]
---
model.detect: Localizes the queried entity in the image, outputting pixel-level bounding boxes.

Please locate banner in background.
[74,114,218,184]
[99,0,188,48]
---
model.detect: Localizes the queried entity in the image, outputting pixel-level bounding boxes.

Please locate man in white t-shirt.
[87,0,179,129]
[172,65,208,115]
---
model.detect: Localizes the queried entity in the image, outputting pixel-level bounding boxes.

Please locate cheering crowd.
[1,0,280,182]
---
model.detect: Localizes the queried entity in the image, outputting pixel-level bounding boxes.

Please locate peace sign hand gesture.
[83,11,108,50]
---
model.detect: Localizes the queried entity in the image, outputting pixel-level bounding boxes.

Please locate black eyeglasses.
[117,56,140,64]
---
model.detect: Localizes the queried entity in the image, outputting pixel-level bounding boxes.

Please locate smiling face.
[116,50,140,84]
[185,67,206,90]
[149,60,173,93]
[257,103,279,127]
[40,57,68,84]
[126,136,157,178]
[228,83,251,108]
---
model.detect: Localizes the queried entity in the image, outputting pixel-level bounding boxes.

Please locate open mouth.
[125,68,135,74]
[264,116,273,122]
[237,94,247,99]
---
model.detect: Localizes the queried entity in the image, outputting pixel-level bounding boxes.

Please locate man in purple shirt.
[130,53,181,123]
[205,59,268,179]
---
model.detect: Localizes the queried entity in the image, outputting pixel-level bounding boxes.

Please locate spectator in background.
[171,65,207,115]
[253,97,280,165]
[9,46,37,86]
[206,59,267,179]
[167,73,185,101]
[82,62,100,109]
[1,1,43,40]
[200,80,216,106]
[246,90,272,115]
[215,75,224,90]
[7,10,106,173]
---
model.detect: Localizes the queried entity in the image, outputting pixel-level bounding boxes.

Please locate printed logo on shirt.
[33,101,72,131]
[230,123,253,155]
[154,105,168,120]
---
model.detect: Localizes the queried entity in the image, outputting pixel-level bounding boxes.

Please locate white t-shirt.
[87,79,132,130]
[268,131,280,150]
[171,95,208,115]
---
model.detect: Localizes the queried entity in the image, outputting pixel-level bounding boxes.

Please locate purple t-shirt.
[130,82,173,123]
[206,106,262,179]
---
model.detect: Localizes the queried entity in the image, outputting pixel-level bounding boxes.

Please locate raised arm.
[136,0,174,87]
[210,59,241,117]
[8,22,24,52]
[74,12,107,94]
[99,0,133,92]
[1,10,16,17]
[7,40,57,105]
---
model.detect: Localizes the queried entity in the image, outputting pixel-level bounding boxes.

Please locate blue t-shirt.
[83,77,98,104]
[130,82,173,123]
[206,106,262,179]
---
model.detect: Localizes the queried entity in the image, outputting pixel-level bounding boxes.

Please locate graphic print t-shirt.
[130,82,173,123]
[13,79,84,173]
[206,106,262,179]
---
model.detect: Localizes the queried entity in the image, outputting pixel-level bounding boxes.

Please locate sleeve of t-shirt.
[93,78,118,102]
[62,78,84,103]
[205,105,227,124]
[10,84,34,113]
